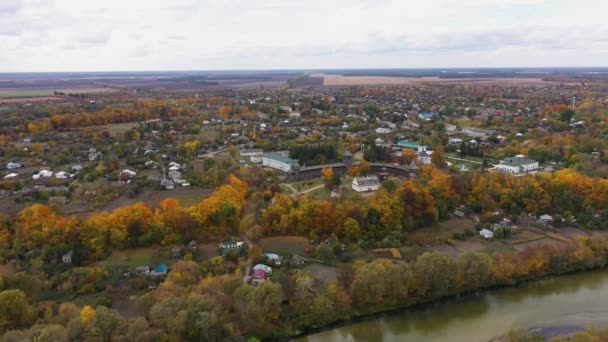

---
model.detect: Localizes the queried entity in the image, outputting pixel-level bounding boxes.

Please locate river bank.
[292,269,608,341]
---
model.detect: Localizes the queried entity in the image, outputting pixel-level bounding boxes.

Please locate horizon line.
[1,66,608,74]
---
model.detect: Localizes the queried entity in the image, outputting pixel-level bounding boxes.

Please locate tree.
[431,146,445,168]
[0,289,34,332]
[80,305,96,325]
[321,167,334,190]
[359,160,371,175]
[456,252,493,291]
[560,109,575,122]
[343,218,361,242]
[401,149,416,165]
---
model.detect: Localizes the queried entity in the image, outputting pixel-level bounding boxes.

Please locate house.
[375,127,392,134]
[417,147,432,165]
[3,173,18,179]
[168,170,182,180]
[453,210,466,218]
[538,214,554,226]
[149,264,168,278]
[189,240,198,249]
[240,149,264,163]
[62,250,73,264]
[55,171,70,179]
[71,165,84,172]
[171,247,182,258]
[119,169,137,183]
[88,148,103,161]
[135,266,151,276]
[262,153,298,172]
[6,162,21,169]
[263,253,283,266]
[251,268,269,286]
[480,229,494,239]
[33,170,53,180]
[495,155,539,175]
[418,112,436,121]
[161,179,175,190]
[218,241,244,255]
[253,264,273,275]
[352,176,381,192]
[397,140,419,150]
[49,196,68,205]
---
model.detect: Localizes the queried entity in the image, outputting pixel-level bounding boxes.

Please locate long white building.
[495,155,539,175]
[352,176,381,192]
[262,153,298,172]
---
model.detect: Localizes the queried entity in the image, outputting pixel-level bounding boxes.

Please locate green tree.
[0,289,35,332]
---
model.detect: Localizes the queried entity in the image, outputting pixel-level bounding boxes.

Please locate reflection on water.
[295,270,608,342]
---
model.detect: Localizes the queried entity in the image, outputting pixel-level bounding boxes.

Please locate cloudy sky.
[1,0,607,72]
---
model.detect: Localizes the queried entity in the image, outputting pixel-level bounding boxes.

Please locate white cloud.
[0,0,606,71]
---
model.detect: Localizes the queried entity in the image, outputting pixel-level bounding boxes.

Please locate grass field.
[100,247,172,270]
[0,88,116,99]
[95,122,141,135]
[258,236,310,255]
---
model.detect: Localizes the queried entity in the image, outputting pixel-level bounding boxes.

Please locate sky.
[0,0,607,72]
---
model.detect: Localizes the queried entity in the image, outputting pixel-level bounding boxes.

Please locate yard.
[94,122,141,136]
[100,247,174,270]
[258,236,310,255]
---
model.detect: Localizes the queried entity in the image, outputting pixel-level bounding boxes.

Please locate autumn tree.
[321,167,334,190]
[431,146,445,168]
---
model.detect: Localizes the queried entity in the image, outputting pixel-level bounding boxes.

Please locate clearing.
[100,247,173,270]
[258,236,310,255]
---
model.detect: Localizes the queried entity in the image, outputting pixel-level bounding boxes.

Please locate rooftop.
[263,152,298,165]
[499,155,538,167]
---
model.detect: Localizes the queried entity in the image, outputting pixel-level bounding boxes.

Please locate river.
[295,270,608,342]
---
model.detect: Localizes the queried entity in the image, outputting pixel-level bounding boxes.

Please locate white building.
[3,173,18,179]
[6,162,21,169]
[495,155,539,175]
[352,176,381,192]
[262,153,298,172]
[480,229,494,239]
[240,149,264,163]
[375,127,392,134]
[417,146,433,165]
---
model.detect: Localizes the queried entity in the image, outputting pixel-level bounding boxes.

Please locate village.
[0,73,607,341]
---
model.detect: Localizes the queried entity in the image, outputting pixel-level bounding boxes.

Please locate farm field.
[318,73,571,86]
[0,87,116,99]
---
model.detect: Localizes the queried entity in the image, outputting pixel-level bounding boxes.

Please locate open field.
[100,247,172,269]
[95,122,141,135]
[438,218,476,234]
[318,74,574,87]
[0,96,65,103]
[0,88,116,99]
[305,263,340,282]
[258,236,310,255]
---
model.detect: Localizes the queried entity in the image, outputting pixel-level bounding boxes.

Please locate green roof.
[499,156,538,167]
[264,153,298,165]
[397,140,419,149]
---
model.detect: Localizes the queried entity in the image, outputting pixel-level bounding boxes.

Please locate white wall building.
[352,176,381,192]
[262,153,298,172]
[495,155,539,175]
[240,149,264,163]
